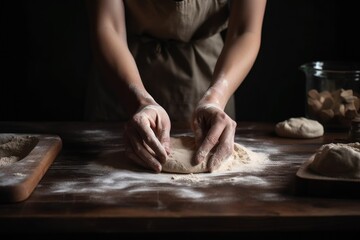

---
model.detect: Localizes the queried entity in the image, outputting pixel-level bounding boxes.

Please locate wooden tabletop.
[0,121,359,236]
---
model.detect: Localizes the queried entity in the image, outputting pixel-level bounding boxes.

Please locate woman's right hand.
[124,104,171,173]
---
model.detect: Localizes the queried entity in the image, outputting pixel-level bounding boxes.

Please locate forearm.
[199,0,266,110]
[201,33,261,109]
[87,0,155,116]
[93,29,156,114]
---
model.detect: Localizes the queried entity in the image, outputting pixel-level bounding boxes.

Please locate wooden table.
[0,122,359,237]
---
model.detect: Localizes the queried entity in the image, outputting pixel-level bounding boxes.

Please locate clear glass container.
[299,61,360,130]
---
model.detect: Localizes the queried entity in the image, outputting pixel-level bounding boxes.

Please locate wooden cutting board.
[295,155,360,198]
[0,134,62,203]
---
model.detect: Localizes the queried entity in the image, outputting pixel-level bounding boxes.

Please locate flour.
[0,135,38,167]
[0,157,18,167]
[171,173,202,184]
[48,143,272,203]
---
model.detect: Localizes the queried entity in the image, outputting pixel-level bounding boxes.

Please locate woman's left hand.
[191,104,237,172]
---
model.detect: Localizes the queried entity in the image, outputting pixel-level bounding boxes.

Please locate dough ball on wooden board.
[309,142,360,179]
[275,117,324,138]
[162,136,251,174]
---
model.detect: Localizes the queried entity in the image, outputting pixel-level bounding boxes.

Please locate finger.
[208,125,236,172]
[127,125,162,173]
[157,118,171,157]
[193,121,225,165]
[158,128,171,157]
[125,150,149,170]
[129,144,162,173]
[192,118,205,148]
[133,114,168,162]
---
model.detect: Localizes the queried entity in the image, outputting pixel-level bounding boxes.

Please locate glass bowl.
[299,61,360,130]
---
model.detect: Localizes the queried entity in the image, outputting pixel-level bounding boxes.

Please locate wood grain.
[0,122,359,235]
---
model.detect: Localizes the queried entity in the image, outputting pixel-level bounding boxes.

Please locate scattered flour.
[48,144,274,202]
[0,135,38,167]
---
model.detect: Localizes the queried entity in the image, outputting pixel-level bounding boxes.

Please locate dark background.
[1,0,360,122]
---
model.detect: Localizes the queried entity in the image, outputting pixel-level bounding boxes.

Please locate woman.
[86,0,267,173]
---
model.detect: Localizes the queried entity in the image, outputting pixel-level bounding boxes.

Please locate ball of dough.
[162,136,250,174]
[275,117,324,138]
[309,142,360,179]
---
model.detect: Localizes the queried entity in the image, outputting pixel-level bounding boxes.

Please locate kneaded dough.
[309,142,360,179]
[275,117,324,138]
[162,136,250,174]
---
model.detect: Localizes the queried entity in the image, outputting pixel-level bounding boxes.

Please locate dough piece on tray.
[309,142,360,179]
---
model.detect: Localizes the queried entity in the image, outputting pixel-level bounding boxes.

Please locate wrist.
[199,89,225,110]
[127,84,158,114]
[200,76,233,110]
[196,102,223,112]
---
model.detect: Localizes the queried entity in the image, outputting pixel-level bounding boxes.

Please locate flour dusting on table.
[48,145,275,202]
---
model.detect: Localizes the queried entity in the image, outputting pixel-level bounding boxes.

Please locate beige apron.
[85,0,235,122]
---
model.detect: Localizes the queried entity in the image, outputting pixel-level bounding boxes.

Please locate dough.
[309,142,360,179]
[162,136,250,174]
[275,117,324,138]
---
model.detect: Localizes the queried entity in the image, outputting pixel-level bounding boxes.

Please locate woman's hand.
[188,0,266,173]
[125,104,171,173]
[192,103,237,172]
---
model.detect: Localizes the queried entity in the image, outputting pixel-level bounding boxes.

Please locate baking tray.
[295,155,360,198]
[0,133,62,203]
